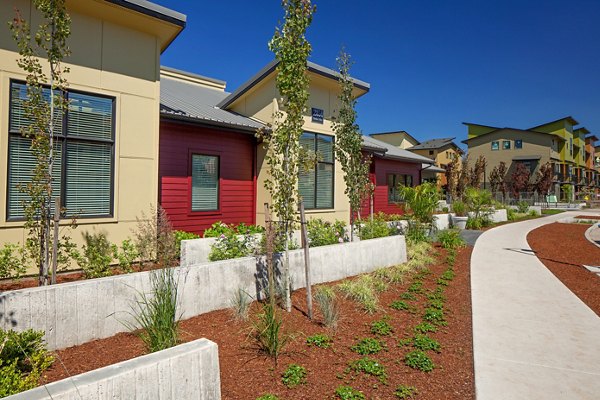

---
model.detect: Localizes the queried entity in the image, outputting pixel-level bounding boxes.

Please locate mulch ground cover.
[527,222,600,316]
[574,215,600,220]
[41,245,474,400]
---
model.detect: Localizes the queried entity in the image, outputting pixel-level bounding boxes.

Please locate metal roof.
[422,164,446,173]
[512,155,542,161]
[408,137,456,150]
[216,60,370,109]
[369,130,420,145]
[105,0,186,26]
[160,75,265,132]
[362,136,435,164]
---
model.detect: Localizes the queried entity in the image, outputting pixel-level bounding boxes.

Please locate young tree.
[457,156,470,199]
[469,156,487,189]
[332,50,373,240]
[489,161,508,198]
[10,0,71,285]
[535,162,554,196]
[260,0,316,312]
[445,159,460,201]
[511,162,531,198]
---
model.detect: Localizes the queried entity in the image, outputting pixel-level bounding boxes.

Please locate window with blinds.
[191,154,219,211]
[7,81,114,219]
[299,132,334,209]
[387,174,413,203]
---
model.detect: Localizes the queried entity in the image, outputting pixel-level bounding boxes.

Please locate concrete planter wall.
[0,235,406,350]
[4,338,220,400]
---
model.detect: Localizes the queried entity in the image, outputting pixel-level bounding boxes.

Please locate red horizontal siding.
[159,121,256,235]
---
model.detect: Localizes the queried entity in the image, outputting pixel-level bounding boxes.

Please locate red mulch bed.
[575,215,600,220]
[41,246,474,400]
[527,223,600,316]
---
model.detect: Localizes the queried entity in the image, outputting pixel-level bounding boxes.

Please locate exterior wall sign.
[311,107,324,124]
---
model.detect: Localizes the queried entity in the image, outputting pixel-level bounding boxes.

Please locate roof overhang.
[512,155,542,161]
[160,110,264,135]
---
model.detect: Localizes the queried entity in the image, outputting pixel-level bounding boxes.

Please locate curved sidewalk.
[471,211,600,400]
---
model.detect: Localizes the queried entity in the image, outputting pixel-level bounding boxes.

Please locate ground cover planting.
[527,222,600,316]
[32,237,474,400]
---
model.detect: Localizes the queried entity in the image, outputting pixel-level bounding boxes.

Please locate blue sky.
[157,0,600,145]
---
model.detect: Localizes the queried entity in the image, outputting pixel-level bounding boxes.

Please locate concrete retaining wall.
[0,235,406,350]
[5,338,220,400]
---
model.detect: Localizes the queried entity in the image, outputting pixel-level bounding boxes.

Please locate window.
[502,140,511,150]
[429,150,434,155]
[491,141,499,151]
[515,139,522,149]
[387,173,413,203]
[299,133,334,209]
[8,81,114,219]
[191,154,219,211]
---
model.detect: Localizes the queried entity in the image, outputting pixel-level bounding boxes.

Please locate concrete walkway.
[471,211,600,400]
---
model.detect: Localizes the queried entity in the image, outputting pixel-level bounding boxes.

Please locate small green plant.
[427,287,446,302]
[400,292,417,301]
[348,357,387,383]
[256,395,279,400]
[281,363,307,388]
[428,298,445,310]
[440,269,455,281]
[395,385,418,399]
[75,230,114,278]
[423,307,446,326]
[307,218,348,247]
[436,278,449,287]
[129,268,180,352]
[404,350,435,372]
[0,329,54,397]
[235,222,265,235]
[451,200,467,217]
[359,219,393,240]
[516,201,530,214]
[314,285,341,329]
[253,302,290,361]
[335,385,366,400]
[390,300,416,313]
[338,276,379,313]
[412,334,441,353]
[0,244,25,280]
[398,337,412,347]
[203,221,233,238]
[208,230,254,261]
[436,229,465,250]
[173,230,200,257]
[370,317,393,336]
[306,333,332,348]
[407,281,423,293]
[414,322,437,334]
[351,337,385,355]
[112,239,139,273]
[230,287,252,321]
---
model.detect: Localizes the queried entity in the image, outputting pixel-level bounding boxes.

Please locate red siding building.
[159,67,264,235]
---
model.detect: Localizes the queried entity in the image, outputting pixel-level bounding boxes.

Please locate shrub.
[173,230,200,257]
[335,385,366,400]
[209,231,254,261]
[307,218,348,247]
[130,268,180,352]
[407,281,423,293]
[256,395,279,400]
[412,334,441,353]
[395,385,418,399]
[230,287,252,321]
[281,364,307,388]
[0,244,25,280]
[436,229,465,250]
[133,205,177,267]
[423,307,446,326]
[351,337,385,355]
[236,222,265,235]
[404,350,435,372]
[306,333,332,348]
[390,300,416,313]
[516,201,530,214]
[414,322,437,334]
[0,329,54,397]
[359,219,393,240]
[347,357,387,383]
[253,302,290,360]
[440,268,455,281]
[203,221,233,238]
[370,317,393,336]
[452,200,467,217]
[314,286,341,329]
[399,182,440,225]
[112,239,139,273]
[337,276,378,313]
[75,231,114,278]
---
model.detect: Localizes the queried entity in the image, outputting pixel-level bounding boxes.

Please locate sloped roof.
[408,137,456,150]
[105,0,186,27]
[362,136,435,164]
[528,116,579,130]
[160,74,265,132]
[216,60,370,109]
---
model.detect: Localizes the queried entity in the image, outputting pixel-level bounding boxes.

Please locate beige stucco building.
[0,0,185,247]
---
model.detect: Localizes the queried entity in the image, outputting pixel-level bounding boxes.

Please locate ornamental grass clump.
[406,241,435,270]
[253,302,291,361]
[230,287,252,321]
[337,276,379,313]
[314,285,341,329]
[130,268,180,352]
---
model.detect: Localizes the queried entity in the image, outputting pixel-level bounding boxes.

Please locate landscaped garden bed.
[35,240,474,400]
[527,222,600,316]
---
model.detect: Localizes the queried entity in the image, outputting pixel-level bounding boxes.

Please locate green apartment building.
[463,116,599,200]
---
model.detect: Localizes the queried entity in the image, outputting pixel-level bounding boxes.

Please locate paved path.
[471,211,600,400]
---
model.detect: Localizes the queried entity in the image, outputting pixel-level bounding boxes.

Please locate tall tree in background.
[511,162,531,197]
[445,159,459,201]
[10,0,71,286]
[457,156,470,199]
[469,156,487,189]
[535,162,554,195]
[260,0,315,311]
[333,50,373,240]
[489,161,508,198]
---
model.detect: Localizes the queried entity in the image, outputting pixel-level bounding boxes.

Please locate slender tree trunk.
[299,201,312,320]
